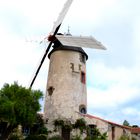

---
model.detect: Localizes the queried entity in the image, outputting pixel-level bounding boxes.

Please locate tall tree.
[0,82,43,140]
[123,120,130,126]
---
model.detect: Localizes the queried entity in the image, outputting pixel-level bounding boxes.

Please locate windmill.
[29,0,106,139]
[29,0,106,89]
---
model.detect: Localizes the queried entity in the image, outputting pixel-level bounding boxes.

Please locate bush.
[73,118,87,134]
[48,135,62,140]
[25,134,47,140]
[38,126,48,135]
[8,135,20,140]
[84,136,91,140]
[119,135,130,140]
[53,119,73,131]
[71,135,82,140]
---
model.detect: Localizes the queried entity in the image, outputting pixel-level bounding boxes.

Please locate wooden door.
[62,128,70,140]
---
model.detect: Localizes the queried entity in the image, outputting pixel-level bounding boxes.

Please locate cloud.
[87,85,140,110]
[87,61,140,125]
[84,0,140,125]
[0,20,49,89]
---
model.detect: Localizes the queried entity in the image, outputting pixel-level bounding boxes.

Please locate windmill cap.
[48,45,88,60]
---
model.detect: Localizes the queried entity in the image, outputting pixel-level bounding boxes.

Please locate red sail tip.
[47,35,56,42]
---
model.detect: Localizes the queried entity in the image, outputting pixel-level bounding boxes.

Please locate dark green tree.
[123,120,130,126]
[29,113,48,135]
[0,82,43,140]
[132,125,139,127]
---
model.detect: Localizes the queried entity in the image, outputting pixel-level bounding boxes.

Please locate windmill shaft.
[29,24,61,89]
[29,42,52,89]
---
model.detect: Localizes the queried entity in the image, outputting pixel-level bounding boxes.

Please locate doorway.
[62,128,70,140]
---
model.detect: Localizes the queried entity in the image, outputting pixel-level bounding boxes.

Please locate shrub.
[73,118,87,134]
[84,136,92,140]
[25,134,47,140]
[8,135,20,140]
[71,135,82,140]
[48,135,62,140]
[53,119,73,131]
[119,135,130,140]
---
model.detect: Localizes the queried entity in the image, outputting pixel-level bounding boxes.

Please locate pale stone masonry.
[44,45,88,125]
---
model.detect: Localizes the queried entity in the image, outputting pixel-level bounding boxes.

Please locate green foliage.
[100,132,108,140]
[73,118,87,133]
[118,135,130,140]
[84,136,91,140]
[53,119,72,131]
[53,119,64,128]
[123,120,130,126]
[71,135,82,140]
[25,134,47,140]
[38,126,48,135]
[29,113,48,135]
[53,118,108,140]
[0,82,43,126]
[86,126,107,140]
[35,113,44,126]
[8,125,24,140]
[132,125,139,127]
[0,82,43,139]
[48,135,62,140]
[8,135,20,140]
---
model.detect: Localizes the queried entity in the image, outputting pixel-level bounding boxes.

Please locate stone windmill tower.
[29,0,106,133]
[43,34,105,125]
[44,38,88,121]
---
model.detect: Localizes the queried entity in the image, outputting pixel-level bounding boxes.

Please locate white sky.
[0,0,140,126]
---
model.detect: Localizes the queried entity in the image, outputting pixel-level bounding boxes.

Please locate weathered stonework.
[44,46,88,126]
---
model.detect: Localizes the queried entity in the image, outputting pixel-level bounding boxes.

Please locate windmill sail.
[56,35,106,50]
[51,0,73,34]
[29,0,73,88]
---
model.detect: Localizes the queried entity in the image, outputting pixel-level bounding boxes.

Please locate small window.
[70,63,74,71]
[79,105,87,114]
[47,86,55,96]
[80,108,86,114]
[80,54,85,63]
[81,72,86,84]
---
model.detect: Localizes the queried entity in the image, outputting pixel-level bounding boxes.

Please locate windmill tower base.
[44,45,88,138]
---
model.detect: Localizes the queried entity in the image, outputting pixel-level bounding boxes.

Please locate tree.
[0,82,43,140]
[132,125,139,127]
[29,113,48,135]
[123,120,130,126]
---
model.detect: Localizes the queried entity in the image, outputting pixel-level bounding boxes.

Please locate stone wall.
[44,48,87,122]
